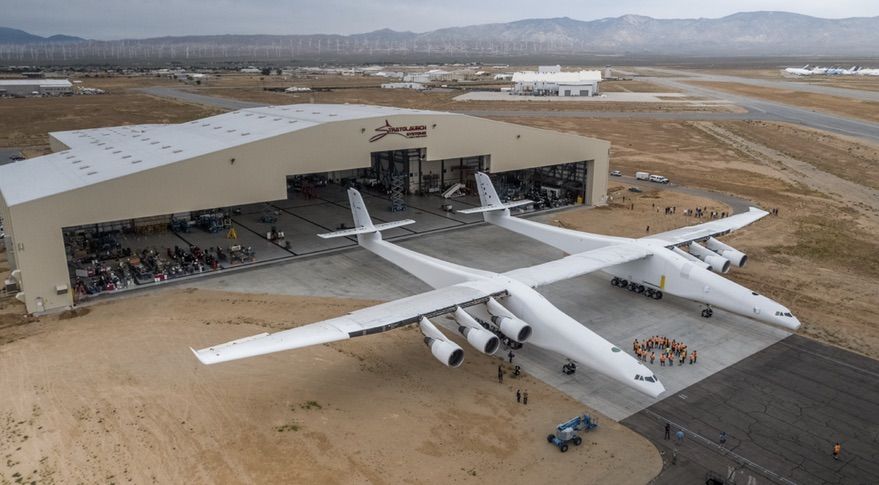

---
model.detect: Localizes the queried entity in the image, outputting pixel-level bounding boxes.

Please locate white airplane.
[460,172,801,331]
[191,189,665,398]
[784,65,814,76]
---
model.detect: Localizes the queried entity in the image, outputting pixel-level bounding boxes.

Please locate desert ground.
[0,287,660,485]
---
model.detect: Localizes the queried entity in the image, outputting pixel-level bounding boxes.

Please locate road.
[0,148,22,166]
[139,83,879,144]
[138,86,264,110]
[643,76,879,143]
[624,334,879,484]
[643,67,879,103]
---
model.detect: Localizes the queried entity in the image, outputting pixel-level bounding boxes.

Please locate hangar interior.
[0,104,610,313]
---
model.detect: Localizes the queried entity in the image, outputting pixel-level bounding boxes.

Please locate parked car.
[610,170,622,177]
[628,187,643,193]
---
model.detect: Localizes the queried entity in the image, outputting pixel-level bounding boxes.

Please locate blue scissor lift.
[547,414,598,452]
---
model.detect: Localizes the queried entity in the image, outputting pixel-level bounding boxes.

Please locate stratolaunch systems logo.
[369,120,428,142]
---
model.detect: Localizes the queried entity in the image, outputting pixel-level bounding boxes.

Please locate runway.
[624,334,879,484]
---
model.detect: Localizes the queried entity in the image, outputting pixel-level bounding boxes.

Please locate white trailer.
[635,171,650,180]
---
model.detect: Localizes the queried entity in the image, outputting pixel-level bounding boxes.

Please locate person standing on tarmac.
[508,350,515,364]
[497,365,503,384]
[833,442,841,460]
[516,389,521,403]
[664,422,671,440]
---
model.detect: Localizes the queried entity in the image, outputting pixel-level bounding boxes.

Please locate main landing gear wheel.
[652,291,663,300]
[620,280,629,289]
[611,277,620,287]
[701,308,714,318]
[636,285,645,294]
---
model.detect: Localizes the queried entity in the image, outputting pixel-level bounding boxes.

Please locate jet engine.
[705,237,748,268]
[419,317,464,367]
[688,242,730,274]
[486,298,533,343]
[453,308,500,355]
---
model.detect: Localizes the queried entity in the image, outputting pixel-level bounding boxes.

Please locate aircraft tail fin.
[457,172,533,215]
[317,188,414,239]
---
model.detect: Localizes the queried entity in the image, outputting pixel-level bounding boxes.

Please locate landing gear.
[701,306,714,318]
[610,278,661,300]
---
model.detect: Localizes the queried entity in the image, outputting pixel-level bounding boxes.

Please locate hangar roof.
[512,70,602,83]
[0,104,441,207]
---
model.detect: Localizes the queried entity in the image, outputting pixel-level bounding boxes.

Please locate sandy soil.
[0,94,223,148]
[599,80,680,93]
[500,116,879,359]
[687,80,879,123]
[0,289,660,485]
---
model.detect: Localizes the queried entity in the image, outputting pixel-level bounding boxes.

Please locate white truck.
[648,174,669,184]
[635,171,650,180]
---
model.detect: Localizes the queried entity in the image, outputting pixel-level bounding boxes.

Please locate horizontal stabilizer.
[317,219,415,239]
[456,200,533,215]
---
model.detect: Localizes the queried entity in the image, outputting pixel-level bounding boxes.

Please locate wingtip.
[190,347,208,365]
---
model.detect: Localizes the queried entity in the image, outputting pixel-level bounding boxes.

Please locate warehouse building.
[0,104,610,313]
[0,79,73,97]
[511,70,602,97]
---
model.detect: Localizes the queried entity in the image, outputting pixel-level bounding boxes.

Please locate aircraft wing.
[504,244,652,288]
[645,207,769,247]
[191,281,508,365]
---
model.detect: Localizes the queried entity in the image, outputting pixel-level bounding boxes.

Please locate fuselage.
[358,232,665,397]
[486,212,800,330]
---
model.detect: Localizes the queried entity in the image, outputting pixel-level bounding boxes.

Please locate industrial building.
[511,70,602,97]
[0,79,72,97]
[0,104,610,313]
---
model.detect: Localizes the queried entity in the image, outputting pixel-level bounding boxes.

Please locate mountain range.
[2,12,878,62]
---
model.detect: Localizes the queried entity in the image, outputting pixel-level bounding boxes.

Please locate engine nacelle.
[419,317,464,367]
[453,307,499,354]
[485,298,533,342]
[705,237,748,267]
[460,326,500,355]
[427,338,465,367]
[491,316,533,343]
[689,242,730,274]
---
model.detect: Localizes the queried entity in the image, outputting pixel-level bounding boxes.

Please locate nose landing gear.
[701,306,714,318]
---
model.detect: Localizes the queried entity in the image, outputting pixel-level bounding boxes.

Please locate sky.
[4,0,879,40]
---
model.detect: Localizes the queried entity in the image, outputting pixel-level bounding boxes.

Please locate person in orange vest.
[833,442,841,460]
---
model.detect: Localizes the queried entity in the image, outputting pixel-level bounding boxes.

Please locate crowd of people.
[633,336,698,366]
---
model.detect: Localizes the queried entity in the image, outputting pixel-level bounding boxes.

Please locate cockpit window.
[645,376,655,383]
[784,312,793,317]
[752,292,759,296]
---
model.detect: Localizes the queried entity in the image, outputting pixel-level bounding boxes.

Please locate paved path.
[138,86,264,110]
[644,67,879,103]
[624,334,879,484]
[644,76,879,143]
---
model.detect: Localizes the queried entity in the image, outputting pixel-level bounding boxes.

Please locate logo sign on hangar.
[369,120,429,143]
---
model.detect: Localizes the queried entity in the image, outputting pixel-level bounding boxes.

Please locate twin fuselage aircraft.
[192,173,800,399]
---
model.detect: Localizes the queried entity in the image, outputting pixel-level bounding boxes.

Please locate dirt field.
[598,80,679,93]
[500,116,879,359]
[687,80,879,123]
[0,93,222,148]
[0,289,660,485]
